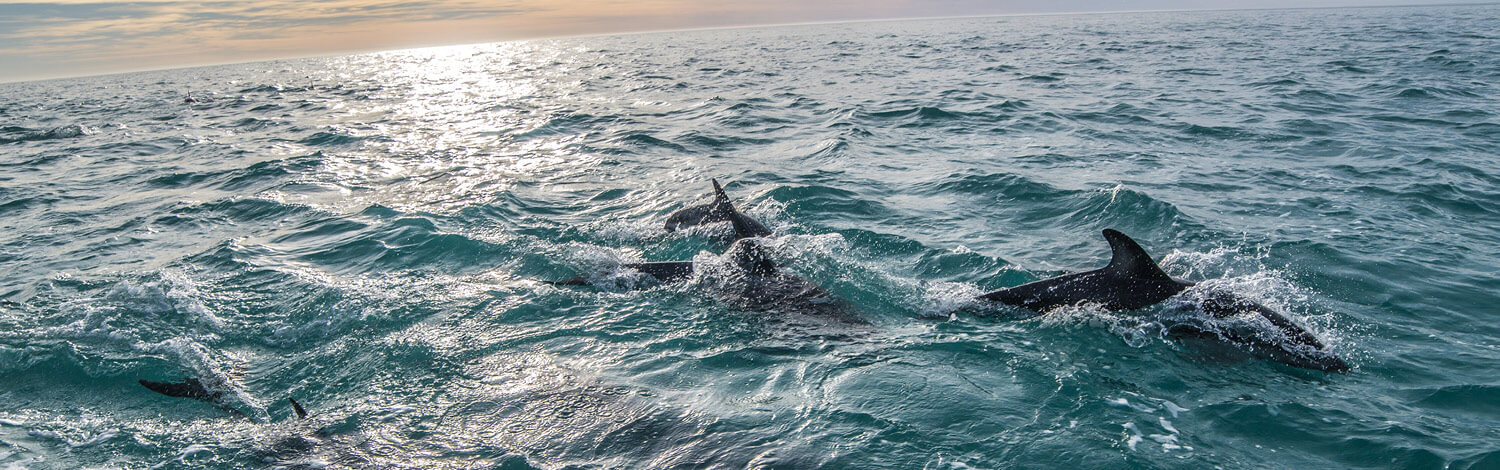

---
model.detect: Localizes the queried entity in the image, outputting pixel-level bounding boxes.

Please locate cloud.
[0,0,546,80]
[4,0,1491,82]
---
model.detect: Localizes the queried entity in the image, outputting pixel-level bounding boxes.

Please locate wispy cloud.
[1,0,994,81]
[3,0,1485,82]
[0,0,545,80]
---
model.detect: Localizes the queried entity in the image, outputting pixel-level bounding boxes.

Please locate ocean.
[2,4,1498,469]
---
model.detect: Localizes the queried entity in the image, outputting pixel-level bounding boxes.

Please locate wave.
[2,6,1499,468]
[296,130,373,147]
[0,124,96,144]
[864,106,962,121]
[145,152,324,192]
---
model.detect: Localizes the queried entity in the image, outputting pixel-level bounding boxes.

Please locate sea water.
[2,5,1498,469]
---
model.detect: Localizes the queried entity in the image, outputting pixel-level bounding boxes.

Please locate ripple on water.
[3,4,1500,469]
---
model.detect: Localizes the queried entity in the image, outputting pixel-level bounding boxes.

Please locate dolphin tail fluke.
[289,397,308,419]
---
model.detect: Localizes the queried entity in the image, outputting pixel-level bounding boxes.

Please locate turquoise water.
[3,5,1499,468]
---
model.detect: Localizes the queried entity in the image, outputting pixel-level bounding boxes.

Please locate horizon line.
[3,1,1494,85]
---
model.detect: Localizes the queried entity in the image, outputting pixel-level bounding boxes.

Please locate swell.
[917,171,1195,238]
[144,152,325,191]
[0,5,1498,469]
[0,124,96,144]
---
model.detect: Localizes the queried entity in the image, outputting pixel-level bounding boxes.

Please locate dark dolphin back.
[140,378,219,400]
[979,229,1187,310]
[139,377,249,418]
[662,179,730,232]
[626,261,696,282]
[664,179,772,239]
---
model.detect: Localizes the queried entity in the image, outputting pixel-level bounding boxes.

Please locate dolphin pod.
[556,179,1349,372]
[142,179,1350,416]
[546,179,774,286]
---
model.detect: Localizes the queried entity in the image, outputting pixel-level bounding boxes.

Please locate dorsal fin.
[726,208,760,241]
[1102,229,1172,281]
[710,179,772,240]
[711,178,731,205]
[289,397,308,419]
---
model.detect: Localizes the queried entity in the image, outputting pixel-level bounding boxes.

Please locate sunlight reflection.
[288,40,609,215]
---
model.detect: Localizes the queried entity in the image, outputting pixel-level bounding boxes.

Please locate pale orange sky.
[0,0,1485,83]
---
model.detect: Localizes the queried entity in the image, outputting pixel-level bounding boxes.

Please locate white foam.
[94,269,225,330]
[587,218,665,243]
[916,282,984,319]
[1122,422,1143,451]
[1101,183,1128,204]
[1162,401,1189,418]
[25,430,64,442]
[72,429,118,448]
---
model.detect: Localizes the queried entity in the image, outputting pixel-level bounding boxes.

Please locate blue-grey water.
[3,5,1499,469]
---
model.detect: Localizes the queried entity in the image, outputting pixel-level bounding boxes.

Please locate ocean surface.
[3,5,1499,469]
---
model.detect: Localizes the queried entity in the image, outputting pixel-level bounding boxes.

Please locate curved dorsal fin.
[1102,229,1172,281]
[711,178,731,205]
[710,179,772,240]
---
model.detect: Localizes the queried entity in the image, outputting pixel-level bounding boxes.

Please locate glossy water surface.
[2,5,1499,469]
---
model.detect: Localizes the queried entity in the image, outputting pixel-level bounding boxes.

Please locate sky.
[0,0,1492,83]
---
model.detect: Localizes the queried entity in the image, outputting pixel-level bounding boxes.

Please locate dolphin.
[663,179,772,237]
[977,229,1349,372]
[140,377,309,420]
[138,378,369,467]
[549,181,854,320]
[550,178,772,287]
[555,237,854,319]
